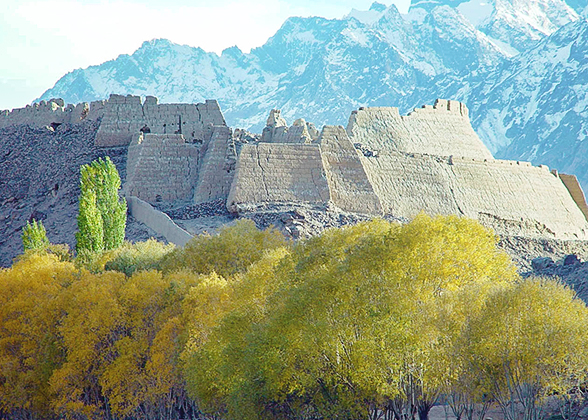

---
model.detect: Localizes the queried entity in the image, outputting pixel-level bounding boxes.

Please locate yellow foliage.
[0,254,76,416]
[49,270,127,419]
[460,277,588,420]
[102,239,175,276]
[161,219,288,277]
[2,214,588,420]
[181,215,520,420]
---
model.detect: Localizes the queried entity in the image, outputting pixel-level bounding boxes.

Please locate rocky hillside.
[0,123,159,267]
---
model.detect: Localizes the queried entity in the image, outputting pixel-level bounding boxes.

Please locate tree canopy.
[2,215,588,420]
[76,156,127,255]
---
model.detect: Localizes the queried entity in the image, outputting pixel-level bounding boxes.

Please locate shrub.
[103,239,176,276]
[22,219,50,252]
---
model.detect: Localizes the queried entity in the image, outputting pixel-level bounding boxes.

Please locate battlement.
[407,99,469,117]
[346,99,491,160]
[5,94,588,241]
[0,99,93,129]
[1,94,226,149]
[94,94,226,147]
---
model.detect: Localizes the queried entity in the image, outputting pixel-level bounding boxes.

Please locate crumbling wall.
[227,143,330,212]
[193,126,237,203]
[347,99,493,160]
[0,99,94,129]
[361,152,588,239]
[94,94,226,147]
[124,133,198,202]
[127,196,193,246]
[261,109,319,144]
[360,152,462,217]
[319,126,382,214]
[450,158,588,239]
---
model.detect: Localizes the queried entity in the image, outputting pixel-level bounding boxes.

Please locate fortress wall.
[319,126,382,214]
[449,158,588,239]
[94,95,145,146]
[124,133,198,203]
[127,196,193,246]
[558,173,588,222]
[0,99,92,129]
[94,95,226,147]
[346,100,493,160]
[193,126,237,203]
[143,98,225,142]
[88,100,107,120]
[226,143,330,212]
[360,153,462,217]
[362,151,588,239]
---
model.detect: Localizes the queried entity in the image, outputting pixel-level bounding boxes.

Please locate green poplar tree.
[76,157,126,254]
[22,219,50,251]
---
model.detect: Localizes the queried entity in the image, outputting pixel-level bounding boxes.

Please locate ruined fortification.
[228,99,588,240]
[0,98,93,129]
[95,95,225,146]
[4,96,588,242]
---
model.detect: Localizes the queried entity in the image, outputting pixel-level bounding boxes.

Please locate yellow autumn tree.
[0,253,76,419]
[98,270,201,419]
[459,278,588,420]
[181,247,290,419]
[161,219,287,277]
[183,215,518,420]
[49,270,127,419]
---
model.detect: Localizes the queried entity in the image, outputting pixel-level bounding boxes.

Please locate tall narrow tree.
[76,157,126,253]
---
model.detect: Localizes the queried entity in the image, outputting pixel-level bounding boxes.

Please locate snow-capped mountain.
[38,0,588,188]
[411,0,578,53]
[39,3,508,130]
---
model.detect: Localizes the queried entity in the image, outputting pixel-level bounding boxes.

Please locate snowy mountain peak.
[409,0,578,53]
[370,2,388,12]
[36,0,588,193]
[345,3,387,25]
[409,0,468,12]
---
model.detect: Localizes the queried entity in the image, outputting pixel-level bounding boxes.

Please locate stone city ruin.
[3,94,588,241]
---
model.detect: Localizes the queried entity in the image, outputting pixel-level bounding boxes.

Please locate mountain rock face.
[37,0,588,189]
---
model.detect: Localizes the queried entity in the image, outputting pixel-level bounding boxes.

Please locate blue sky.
[0,0,410,111]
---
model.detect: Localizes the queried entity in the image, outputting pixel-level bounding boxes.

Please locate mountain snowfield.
[39,0,588,188]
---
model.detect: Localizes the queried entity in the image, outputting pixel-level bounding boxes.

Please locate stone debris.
[157,199,229,220]
[524,252,588,302]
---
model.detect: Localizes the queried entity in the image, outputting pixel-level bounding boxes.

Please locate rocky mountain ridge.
[35,0,588,193]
